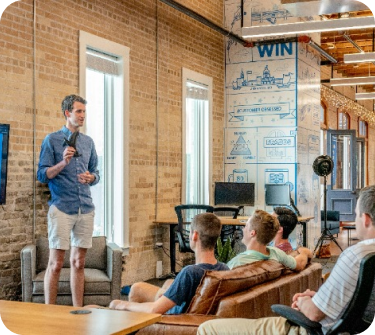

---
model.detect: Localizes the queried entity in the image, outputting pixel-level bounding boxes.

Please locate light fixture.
[355,92,375,100]
[344,52,375,63]
[242,16,375,39]
[330,76,375,86]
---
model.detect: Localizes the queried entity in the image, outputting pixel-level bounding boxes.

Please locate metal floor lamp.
[312,155,342,256]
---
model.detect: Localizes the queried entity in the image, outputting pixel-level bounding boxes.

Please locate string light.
[321,85,375,126]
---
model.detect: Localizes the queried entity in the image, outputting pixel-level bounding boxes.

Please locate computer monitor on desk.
[265,183,301,216]
[214,182,255,207]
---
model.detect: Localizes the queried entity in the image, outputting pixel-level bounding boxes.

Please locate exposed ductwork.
[159,0,337,64]
[159,0,249,46]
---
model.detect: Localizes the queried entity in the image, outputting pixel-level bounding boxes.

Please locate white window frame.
[181,68,213,204]
[79,30,130,250]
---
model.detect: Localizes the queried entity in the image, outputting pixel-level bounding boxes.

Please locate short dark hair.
[250,209,279,245]
[61,94,87,119]
[191,213,222,250]
[274,207,298,239]
[358,185,375,226]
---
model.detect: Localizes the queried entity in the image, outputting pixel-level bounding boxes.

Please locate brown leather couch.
[137,260,322,335]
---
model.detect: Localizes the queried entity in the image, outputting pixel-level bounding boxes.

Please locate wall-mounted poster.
[0,124,10,204]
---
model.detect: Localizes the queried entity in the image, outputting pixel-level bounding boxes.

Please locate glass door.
[327,130,357,222]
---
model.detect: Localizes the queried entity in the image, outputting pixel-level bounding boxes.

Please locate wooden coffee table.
[0,300,161,335]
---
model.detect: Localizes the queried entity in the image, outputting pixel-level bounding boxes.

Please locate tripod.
[313,175,343,256]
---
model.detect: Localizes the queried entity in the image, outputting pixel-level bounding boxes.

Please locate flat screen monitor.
[265,184,291,206]
[214,182,255,206]
[0,124,10,205]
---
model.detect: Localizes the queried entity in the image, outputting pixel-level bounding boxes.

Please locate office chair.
[213,206,241,245]
[271,252,375,335]
[174,204,214,253]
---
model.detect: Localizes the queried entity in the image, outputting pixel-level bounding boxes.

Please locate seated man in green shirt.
[227,209,312,271]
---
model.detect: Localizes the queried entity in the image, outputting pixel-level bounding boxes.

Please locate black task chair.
[174,204,214,253]
[213,206,241,244]
[271,252,375,335]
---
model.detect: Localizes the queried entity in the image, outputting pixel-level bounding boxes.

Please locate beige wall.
[0,0,225,300]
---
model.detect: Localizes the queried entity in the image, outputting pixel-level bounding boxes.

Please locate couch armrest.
[106,242,123,301]
[21,244,37,302]
[136,314,220,335]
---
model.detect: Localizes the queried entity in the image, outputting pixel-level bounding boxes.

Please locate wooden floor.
[330,225,358,257]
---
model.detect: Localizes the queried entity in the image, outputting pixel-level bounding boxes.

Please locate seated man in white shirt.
[227,209,312,271]
[198,185,375,335]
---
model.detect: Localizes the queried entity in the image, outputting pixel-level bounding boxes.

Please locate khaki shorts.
[48,205,95,250]
[197,317,308,335]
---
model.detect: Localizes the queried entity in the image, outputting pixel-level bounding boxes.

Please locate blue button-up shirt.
[37,126,100,215]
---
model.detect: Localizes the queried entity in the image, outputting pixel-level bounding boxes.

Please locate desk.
[154,215,314,274]
[0,300,161,335]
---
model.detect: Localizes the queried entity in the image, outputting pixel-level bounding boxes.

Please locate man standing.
[197,185,375,334]
[37,94,100,306]
[227,209,312,271]
[108,213,229,314]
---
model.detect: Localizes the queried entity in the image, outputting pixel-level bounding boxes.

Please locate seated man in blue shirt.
[109,213,229,314]
[227,209,312,271]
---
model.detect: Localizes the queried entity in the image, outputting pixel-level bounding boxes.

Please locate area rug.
[312,256,339,275]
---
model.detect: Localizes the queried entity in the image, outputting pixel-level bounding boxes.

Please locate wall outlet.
[155,242,163,248]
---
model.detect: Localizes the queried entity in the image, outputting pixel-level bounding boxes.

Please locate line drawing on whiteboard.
[230,135,252,155]
[228,169,248,183]
[264,129,295,159]
[229,102,295,122]
[251,9,293,25]
[230,65,295,91]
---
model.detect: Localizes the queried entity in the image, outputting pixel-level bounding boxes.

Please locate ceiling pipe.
[308,38,338,63]
[343,33,363,53]
[159,0,250,46]
[159,0,337,64]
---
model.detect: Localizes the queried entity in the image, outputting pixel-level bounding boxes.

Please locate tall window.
[358,119,368,138]
[79,31,130,248]
[182,68,212,205]
[357,119,368,188]
[338,111,350,130]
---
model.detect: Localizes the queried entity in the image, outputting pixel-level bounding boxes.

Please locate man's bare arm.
[294,247,313,271]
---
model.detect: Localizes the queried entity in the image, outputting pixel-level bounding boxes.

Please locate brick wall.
[0,0,225,299]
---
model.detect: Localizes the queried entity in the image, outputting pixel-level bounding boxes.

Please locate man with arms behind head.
[198,185,375,335]
[227,209,312,271]
[37,94,100,306]
[109,213,229,314]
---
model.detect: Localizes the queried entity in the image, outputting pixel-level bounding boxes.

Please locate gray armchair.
[321,210,340,235]
[21,236,122,306]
